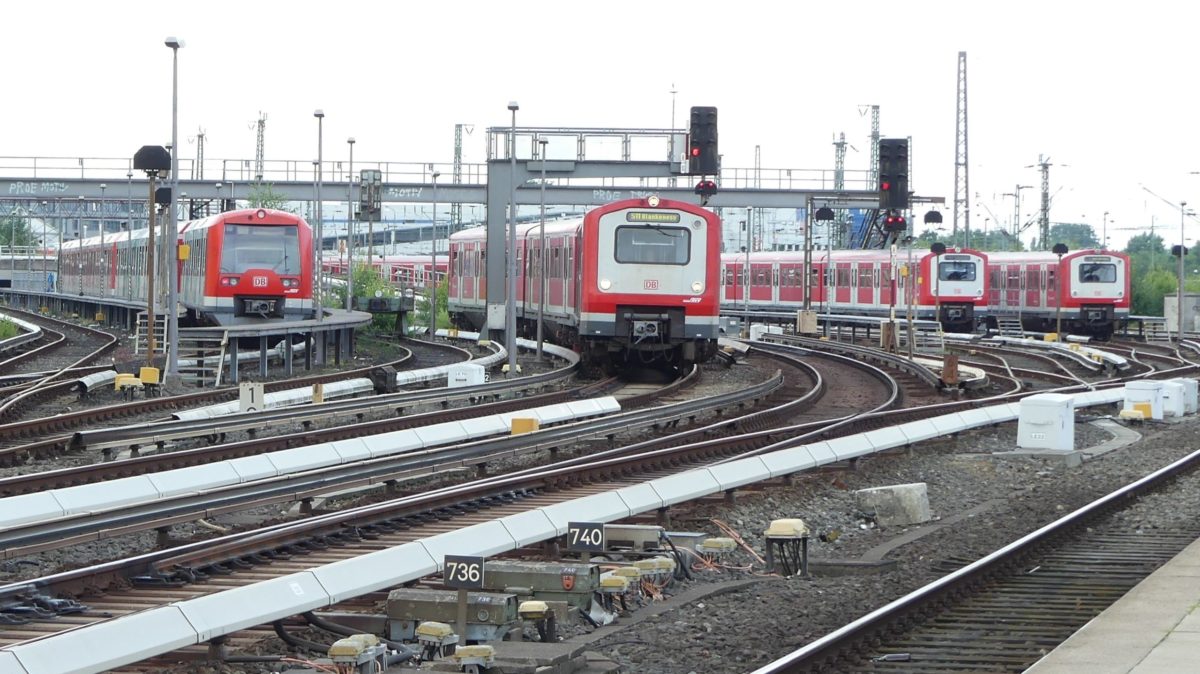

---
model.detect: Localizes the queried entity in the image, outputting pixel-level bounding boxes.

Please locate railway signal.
[878,138,909,210]
[694,179,718,205]
[883,212,907,232]
[688,106,719,175]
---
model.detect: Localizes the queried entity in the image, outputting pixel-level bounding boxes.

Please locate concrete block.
[1018,393,1075,451]
[1172,378,1199,414]
[856,483,932,527]
[1125,381,1164,420]
[1161,381,1186,417]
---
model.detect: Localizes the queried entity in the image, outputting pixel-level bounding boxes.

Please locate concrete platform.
[1025,534,1200,673]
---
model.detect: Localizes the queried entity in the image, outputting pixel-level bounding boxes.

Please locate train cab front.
[217,220,308,321]
[933,251,986,332]
[1071,254,1126,339]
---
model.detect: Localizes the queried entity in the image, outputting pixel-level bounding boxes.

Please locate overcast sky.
[3,1,1197,249]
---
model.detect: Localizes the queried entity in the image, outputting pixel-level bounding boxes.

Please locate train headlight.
[599,278,612,290]
[691,281,704,293]
[647,195,660,208]
[256,209,267,219]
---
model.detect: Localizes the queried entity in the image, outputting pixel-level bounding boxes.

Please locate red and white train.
[448,196,722,368]
[322,253,445,289]
[720,247,989,332]
[985,250,1130,338]
[59,208,315,325]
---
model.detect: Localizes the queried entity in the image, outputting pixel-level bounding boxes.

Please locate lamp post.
[314,109,325,323]
[1178,202,1188,341]
[77,195,85,241]
[1102,211,1109,251]
[135,145,170,364]
[165,36,184,378]
[346,137,355,311]
[506,101,519,374]
[1052,243,1069,339]
[126,171,133,232]
[430,170,440,339]
[537,138,548,359]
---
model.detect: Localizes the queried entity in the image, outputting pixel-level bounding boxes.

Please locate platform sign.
[443,555,485,590]
[567,521,606,553]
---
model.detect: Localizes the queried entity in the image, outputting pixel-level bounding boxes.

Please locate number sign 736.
[443,555,485,590]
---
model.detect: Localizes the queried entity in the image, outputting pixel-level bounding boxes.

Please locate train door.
[856,262,873,306]
[1025,267,1043,309]
[1003,265,1022,311]
[778,264,803,304]
[879,263,893,307]
[571,238,581,316]
[1046,264,1058,309]
[750,263,772,304]
[726,261,748,302]
[834,263,851,305]
[448,245,460,304]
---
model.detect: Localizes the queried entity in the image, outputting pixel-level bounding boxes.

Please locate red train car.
[985,250,1130,338]
[323,253,448,292]
[59,208,315,325]
[720,247,988,331]
[448,196,721,368]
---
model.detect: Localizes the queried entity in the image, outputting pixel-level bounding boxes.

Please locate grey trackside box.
[479,560,599,607]
[386,588,517,643]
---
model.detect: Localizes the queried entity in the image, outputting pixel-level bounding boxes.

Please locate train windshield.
[614,226,690,265]
[1079,263,1117,283]
[938,260,976,282]
[220,224,301,274]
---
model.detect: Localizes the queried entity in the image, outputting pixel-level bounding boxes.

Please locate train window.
[614,226,689,265]
[220,224,301,274]
[938,261,976,282]
[724,268,735,286]
[1006,269,1020,288]
[1079,263,1116,283]
[1047,268,1057,289]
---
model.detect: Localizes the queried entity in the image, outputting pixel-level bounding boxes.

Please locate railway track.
[5,341,1189,671]
[752,444,1200,674]
[0,310,119,422]
[0,338,478,467]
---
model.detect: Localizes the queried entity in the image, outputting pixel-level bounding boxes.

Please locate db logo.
[643,279,659,290]
[253,276,268,287]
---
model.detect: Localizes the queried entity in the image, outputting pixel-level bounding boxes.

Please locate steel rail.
[0,364,585,497]
[760,332,943,390]
[749,444,1200,674]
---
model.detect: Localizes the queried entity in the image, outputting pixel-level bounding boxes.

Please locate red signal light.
[881,181,891,191]
[691,147,701,157]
